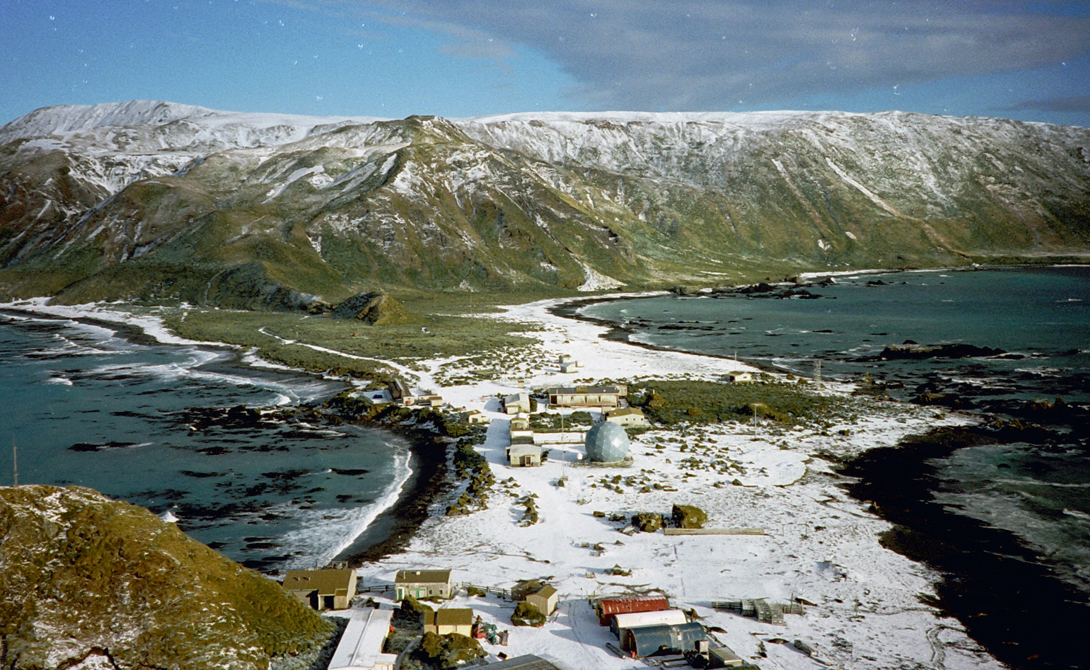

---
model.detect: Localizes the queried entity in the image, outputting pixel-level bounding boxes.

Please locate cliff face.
[1,102,1088,305]
[0,485,333,670]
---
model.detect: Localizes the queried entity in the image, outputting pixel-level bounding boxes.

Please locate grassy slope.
[0,485,333,670]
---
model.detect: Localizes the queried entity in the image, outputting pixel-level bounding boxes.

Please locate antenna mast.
[12,434,17,487]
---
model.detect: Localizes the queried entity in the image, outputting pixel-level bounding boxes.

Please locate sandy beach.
[3,294,1006,670]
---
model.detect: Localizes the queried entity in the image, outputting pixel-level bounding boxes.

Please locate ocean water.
[582,266,1090,660]
[0,311,412,573]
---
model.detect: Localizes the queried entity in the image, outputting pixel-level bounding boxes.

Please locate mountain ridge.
[1,101,1088,307]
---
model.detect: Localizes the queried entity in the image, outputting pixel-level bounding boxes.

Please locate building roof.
[425,608,474,627]
[283,569,355,596]
[395,569,452,584]
[606,407,644,417]
[328,608,398,670]
[483,655,563,670]
[625,622,707,657]
[611,609,688,630]
[529,584,558,599]
[546,385,621,395]
[508,444,542,456]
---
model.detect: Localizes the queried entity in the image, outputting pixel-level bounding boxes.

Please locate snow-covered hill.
[1,101,1088,306]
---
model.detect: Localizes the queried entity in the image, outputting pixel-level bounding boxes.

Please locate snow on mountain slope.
[0,100,386,155]
[1,101,1088,306]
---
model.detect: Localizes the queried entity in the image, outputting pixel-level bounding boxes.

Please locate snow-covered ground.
[3,295,1002,670]
[375,297,999,670]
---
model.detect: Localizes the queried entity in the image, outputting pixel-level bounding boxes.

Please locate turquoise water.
[583,267,1090,594]
[0,311,411,573]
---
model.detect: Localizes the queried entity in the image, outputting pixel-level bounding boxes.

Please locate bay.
[582,266,1090,669]
[0,311,411,573]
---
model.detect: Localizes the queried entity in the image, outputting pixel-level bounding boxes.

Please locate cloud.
[355,0,1090,111]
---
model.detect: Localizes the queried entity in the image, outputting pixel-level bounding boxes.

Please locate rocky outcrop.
[671,504,707,529]
[0,485,333,670]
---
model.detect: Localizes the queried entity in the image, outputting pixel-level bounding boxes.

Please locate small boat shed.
[623,622,707,658]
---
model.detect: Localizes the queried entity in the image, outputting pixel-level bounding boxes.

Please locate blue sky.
[2,0,1089,127]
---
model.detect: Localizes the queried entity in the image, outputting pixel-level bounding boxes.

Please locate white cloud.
[278,0,1090,112]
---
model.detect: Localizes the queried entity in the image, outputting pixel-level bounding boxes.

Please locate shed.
[424,608,474,636]
[596,595,669,625]
[506,444,543,467]
[623,622,707,657]
[523,584,559,616]
[728,371,753,383]
[504,392,531,415]
[710,645,746,668]
[388,379,414,404]
[283,568,356,611]
[394,569,453,601]
[604,407,649,427]
[328,608,398,670]
[463,410,489,425]
[610,609,688,639]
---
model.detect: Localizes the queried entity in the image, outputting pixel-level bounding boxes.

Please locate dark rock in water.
[877,343,1006,360]
[738,282,777,294]
[332,290,413,325]
[68,441,142,452]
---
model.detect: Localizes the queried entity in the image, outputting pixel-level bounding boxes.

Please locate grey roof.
[483,655,563,670]
[625,622,707,657]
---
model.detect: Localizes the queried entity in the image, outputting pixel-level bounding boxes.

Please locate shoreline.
[0,301,440,571]
[7,274,1080,669]
[842,425,1090,670]
[545,273,1090,670]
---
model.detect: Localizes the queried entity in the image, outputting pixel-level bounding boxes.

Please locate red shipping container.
[595,595,669,625]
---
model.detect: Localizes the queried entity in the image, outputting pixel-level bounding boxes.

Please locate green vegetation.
[160,304,537,376]
[412,632,485,669]
[510,601,547,627]
[632,379,862,427]
[446,435,494,517]
[0,485,333,670]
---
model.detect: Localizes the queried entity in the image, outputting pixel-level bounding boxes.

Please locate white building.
[328,608,398,670]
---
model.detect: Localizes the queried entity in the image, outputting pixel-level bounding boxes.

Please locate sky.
[2,0,1089,127]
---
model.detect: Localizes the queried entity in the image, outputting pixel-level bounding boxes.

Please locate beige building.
[507,443,543,467]
[604,407,649,427]
[523,584,559,616]
[283,568,357,611]
[424,608,474,636]
[728,371,754,383]
[546,385,625,408]
[463,409,489,425]
[395,569,454,601]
